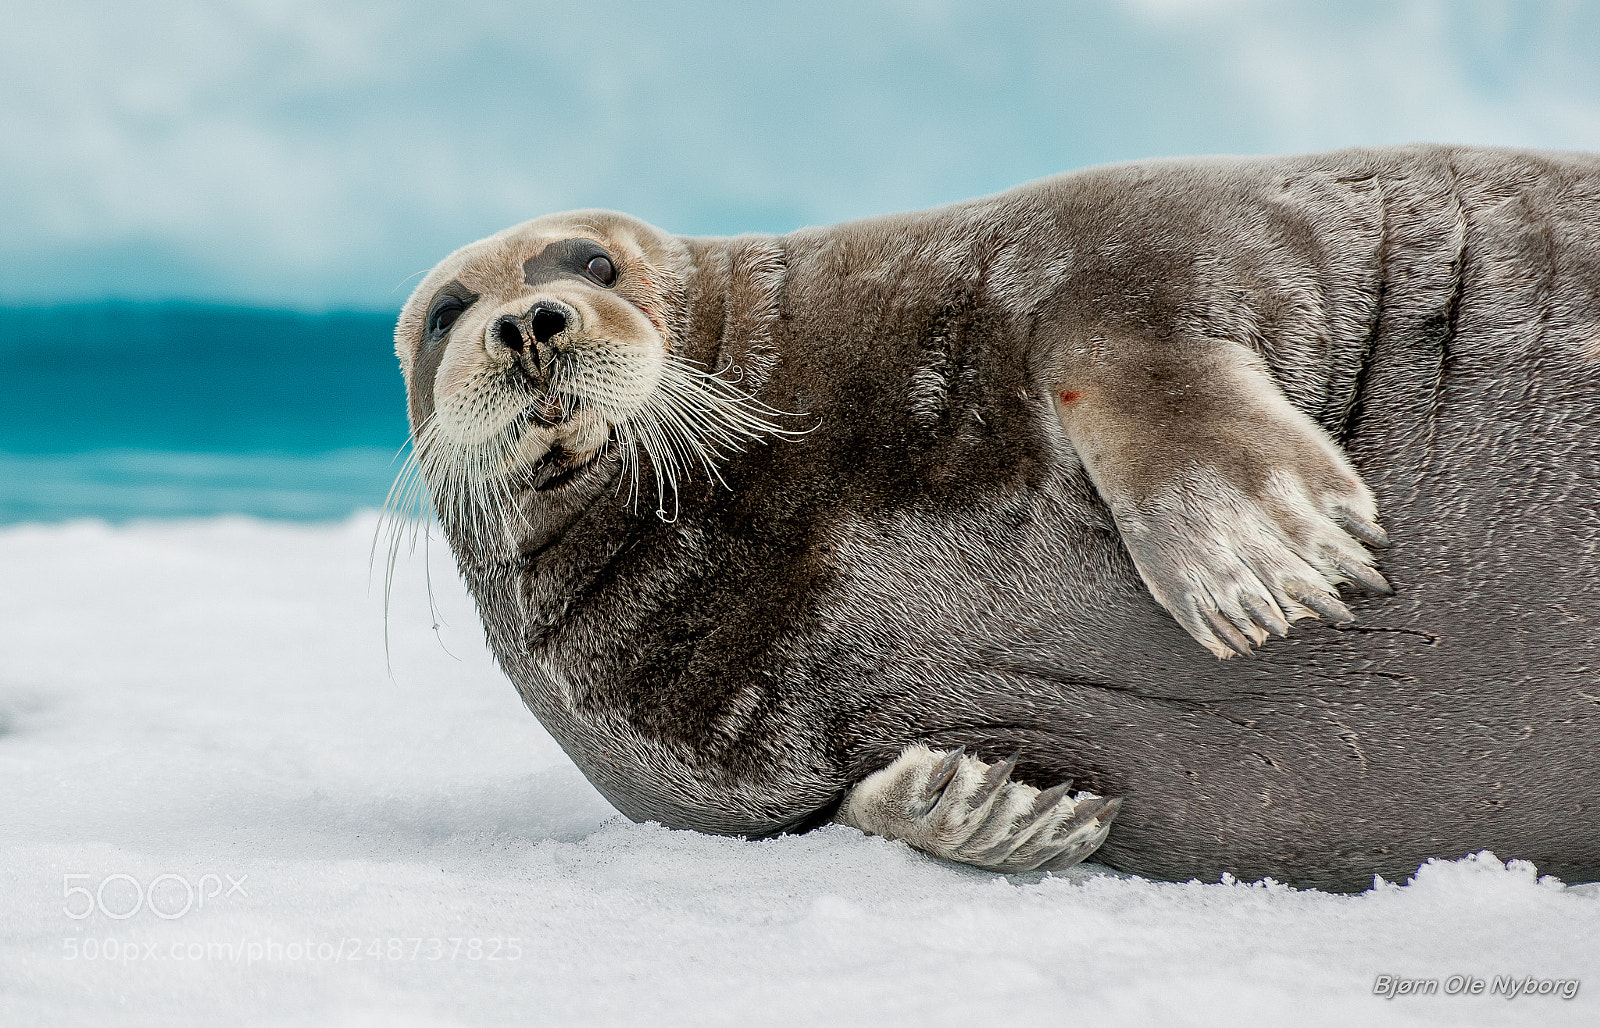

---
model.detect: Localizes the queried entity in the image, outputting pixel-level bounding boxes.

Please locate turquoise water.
[0,304,410,522]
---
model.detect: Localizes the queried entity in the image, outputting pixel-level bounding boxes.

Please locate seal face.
[395,145,1600,890]
[394,211,796,553]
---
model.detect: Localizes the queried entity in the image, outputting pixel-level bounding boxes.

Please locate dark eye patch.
[410,280,478,427]
[425,281,480,341]
[523,238,620,289]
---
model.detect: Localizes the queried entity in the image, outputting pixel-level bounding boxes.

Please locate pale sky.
[3,0,1597,309]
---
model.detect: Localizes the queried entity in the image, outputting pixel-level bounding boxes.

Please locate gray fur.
[396,145,1600,891]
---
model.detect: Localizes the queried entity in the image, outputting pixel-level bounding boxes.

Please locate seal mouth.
[528,442,608,492]
[526,387,584,427]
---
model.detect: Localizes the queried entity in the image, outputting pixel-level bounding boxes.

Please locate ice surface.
[1,517,1594,1027]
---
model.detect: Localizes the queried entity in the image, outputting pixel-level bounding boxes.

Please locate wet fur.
[398,145,1600,891]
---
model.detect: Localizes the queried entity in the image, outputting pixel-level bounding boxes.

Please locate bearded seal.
[393,144,1600,890]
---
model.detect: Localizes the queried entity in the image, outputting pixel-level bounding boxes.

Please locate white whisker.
[387,342,810,603]
[603,352,810,519]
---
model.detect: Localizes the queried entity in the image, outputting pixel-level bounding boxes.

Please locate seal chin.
[526,438,613,493]
[495,390,616,484]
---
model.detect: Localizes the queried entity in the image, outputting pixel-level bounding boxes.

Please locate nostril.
[496,317,525,353]
[530,306,567,344]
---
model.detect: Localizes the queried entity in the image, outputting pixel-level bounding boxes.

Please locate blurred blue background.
[3,0,1598,521]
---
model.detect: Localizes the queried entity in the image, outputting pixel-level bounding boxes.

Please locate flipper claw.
[1299,589,1356,624]
[1333,557,1394,595]
[912,745,966,816]
[1241,594,1290,637]
[1027,781,1072,819]
[968,751,1019,810]
[1338,507,1391,548]
[1201,607,1256,657]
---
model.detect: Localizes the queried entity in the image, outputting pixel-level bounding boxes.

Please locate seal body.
[399,145,1600,891]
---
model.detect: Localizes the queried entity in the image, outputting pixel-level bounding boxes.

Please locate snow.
[1,516,1595,1027]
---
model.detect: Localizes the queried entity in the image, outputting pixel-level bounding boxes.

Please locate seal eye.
[585,255,616,287]
[422,283,480,345]
[429,302,465,336]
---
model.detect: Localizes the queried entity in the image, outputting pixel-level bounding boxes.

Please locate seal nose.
[495,316,527,354]
[493,303,571,363]
[530,305,566,344]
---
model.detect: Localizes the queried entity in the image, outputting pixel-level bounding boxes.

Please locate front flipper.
[1054,339,1392,658]
[836,744,1120,873]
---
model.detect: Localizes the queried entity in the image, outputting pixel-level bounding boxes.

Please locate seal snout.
[493,301,575,362]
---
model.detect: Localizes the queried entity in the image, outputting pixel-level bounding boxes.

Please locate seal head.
[395,210,789,552]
